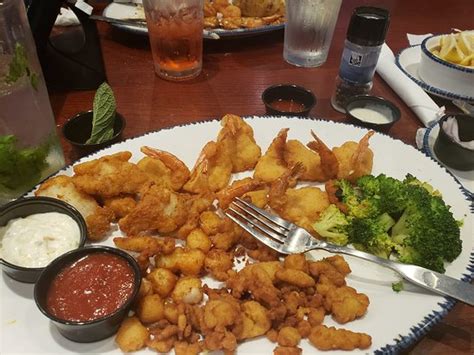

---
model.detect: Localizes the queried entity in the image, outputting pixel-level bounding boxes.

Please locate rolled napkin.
[54,7,80,26]
[375,43,445,127]
[442,116,474,150]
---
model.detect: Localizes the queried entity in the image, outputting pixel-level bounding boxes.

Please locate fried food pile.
[36,114,375,354]
[204,0,285,30]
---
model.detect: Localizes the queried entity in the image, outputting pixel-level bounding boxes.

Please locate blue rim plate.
[421,121,474,198]
[102,2,284,39]
[395,45,474,103]
[3,116,472,354]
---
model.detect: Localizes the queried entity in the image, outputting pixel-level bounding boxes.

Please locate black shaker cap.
[347,6,390,46]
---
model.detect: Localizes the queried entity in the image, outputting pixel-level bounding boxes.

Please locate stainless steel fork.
[225,197,474,306]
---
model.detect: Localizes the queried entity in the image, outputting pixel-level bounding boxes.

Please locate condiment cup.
[345,95,401,131]
[34,246,141,343]
[0,197,87,283]
[262,84,317,116]
[62,110,125,156]
[433,114,474,171]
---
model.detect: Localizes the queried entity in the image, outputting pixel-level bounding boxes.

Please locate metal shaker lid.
[346,6,390,46]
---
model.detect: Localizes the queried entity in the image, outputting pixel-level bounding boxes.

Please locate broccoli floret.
[335,179,379,219]
[392,281,404,293]
[312,204,349,245]
[356,174,409,215]
[348,213,396,258]
[391,182,462,273]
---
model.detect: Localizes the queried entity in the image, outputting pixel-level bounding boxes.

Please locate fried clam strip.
[35,175,114,241]
[72,151,151,198]
[115,248,371,354]
[268,163,330,233]
[254,128,290,183]
[217,114,262,173]
[138,146,190,191]
[332,131,375,182]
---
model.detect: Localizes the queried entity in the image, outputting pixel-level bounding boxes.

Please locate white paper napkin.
[54,7,80,26]
[375,43,445,127]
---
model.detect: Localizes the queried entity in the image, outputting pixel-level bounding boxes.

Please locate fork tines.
[224,197,295,253]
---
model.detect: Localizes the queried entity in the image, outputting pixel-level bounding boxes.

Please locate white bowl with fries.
[419,31,474,99]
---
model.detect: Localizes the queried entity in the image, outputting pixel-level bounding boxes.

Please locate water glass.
[0,0,65,205]
[143,0,204,81]
[284,0,343,67]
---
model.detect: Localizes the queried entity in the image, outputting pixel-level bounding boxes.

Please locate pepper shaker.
[331,6,390,113]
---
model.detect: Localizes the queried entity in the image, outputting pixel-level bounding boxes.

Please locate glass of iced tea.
[143,0,204,81]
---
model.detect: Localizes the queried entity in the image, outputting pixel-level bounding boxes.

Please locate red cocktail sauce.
[46,252,135,322]
[269,99,306,113]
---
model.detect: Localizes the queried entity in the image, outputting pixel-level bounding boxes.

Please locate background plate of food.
[1,115,473,354]
[102,0,285,39]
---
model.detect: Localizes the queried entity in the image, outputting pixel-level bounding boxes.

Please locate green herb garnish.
[0,135,49,194]
[86,82,116,145]
[5,43,39,91]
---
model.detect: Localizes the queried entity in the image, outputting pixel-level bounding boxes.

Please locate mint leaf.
[5,43,39,91]
[86,82,117,144]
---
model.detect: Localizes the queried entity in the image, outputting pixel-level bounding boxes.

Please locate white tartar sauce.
[350,106,394,124]
[0,212,81,268]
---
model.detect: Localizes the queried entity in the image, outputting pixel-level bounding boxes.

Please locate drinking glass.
[284,0,343,67]
[143,0,204,81]
[0,0,65,205]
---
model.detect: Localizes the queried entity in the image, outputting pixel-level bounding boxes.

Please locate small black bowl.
[34,246,141,343]
[0,197,88,283]
[433,114,474,171]
[262,84,316,116]
[345,95,401,131]
[62,110,125,155]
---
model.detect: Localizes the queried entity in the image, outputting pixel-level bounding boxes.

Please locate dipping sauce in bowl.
[46,252,135,322]
[0,212,81,268]
[0,197,87,283]
[345,95,401,131]
[35,246,141,343]
[262,84,316,116]
[269,98,307,113]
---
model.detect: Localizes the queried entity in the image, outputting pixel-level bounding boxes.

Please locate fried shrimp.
[35,175,114,240]
[254,128,290,183]
[333,131,375,182]
[216,177,264,209]
[139,146,190,191]
[268,162,304,212]
[119,184,188,235]
[268,164,330,231]
[307,131,339,181]
[72,151,150,198]
[284,139,325,181]
[217,114,262,172]
[183,140,233,193]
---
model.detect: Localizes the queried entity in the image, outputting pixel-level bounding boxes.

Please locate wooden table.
[48,0,473,353]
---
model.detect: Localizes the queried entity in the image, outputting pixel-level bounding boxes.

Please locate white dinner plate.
[1,116,473,354]
[396,45,474,103]
[102,2,285,39]
[421,121,474,197]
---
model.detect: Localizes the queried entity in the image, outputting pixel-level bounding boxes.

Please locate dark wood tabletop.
[48,0,473,353]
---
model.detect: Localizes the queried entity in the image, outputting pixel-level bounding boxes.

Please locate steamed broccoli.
[348,213,396,258]
[390,178,462,273]
[312,204,349,245]
[316,173,462,274]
